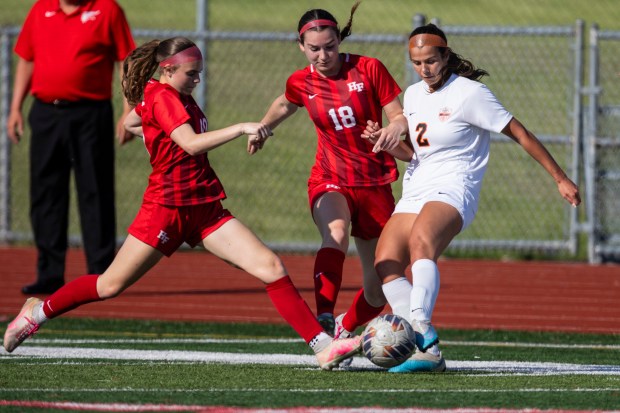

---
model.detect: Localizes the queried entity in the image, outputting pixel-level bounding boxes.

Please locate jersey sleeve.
[284,72,304,107]
[367,58,402,107]
[463,83,512,133]
[152,88,191,136]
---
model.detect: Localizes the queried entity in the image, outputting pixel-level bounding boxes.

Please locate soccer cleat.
[333,313,354,367]
[3,297,43,353]
[388,350,446,373]
[333,313,353,339]
[316,336,362,370]
[317,313,335,336]
[411,319,439,351]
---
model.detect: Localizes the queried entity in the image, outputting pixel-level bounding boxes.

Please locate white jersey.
[398,74,512,228]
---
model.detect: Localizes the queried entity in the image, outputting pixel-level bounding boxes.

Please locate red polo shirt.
[14,0,135,102]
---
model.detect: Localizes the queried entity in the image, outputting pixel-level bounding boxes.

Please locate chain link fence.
[1,1,619,262]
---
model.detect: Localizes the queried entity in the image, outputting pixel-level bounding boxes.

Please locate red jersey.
[14,0,135,102]
[285,54,401,186]
[135,80,226,206]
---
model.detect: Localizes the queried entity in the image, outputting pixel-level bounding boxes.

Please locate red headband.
[159,45,203,67]
[299,19,338,36]
[409,33,448,49]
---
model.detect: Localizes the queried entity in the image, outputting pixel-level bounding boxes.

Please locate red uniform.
[15,0,135,102]
[135,80,226,206]
[130,80,232,256]
[285,53,401,187]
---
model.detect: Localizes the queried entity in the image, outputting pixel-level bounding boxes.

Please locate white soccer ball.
[361,314,416,368]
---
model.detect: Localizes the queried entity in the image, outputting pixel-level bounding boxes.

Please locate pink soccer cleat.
[316,336,361,370]
[3,297,43,353]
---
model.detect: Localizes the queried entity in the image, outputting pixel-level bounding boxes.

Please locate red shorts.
[307,181,395,240]
[128,201,234,257]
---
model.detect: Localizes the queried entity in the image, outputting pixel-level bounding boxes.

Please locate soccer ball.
[361,314,416,368]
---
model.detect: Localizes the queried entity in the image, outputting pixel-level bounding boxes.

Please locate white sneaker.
[3,298,43,353]
[316,336,361,370]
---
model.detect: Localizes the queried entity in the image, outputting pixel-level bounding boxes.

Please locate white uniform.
[395,73,513,229]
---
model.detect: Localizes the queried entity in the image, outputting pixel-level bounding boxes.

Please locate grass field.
[1,318,619,411]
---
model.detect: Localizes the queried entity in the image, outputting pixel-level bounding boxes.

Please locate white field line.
[23,337,620,351]
[2,400,618,413]
[1,345,620,376]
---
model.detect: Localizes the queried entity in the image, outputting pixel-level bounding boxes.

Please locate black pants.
[28,99,116,283]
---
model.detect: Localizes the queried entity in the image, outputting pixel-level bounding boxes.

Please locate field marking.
[2,345,620,376]
[2,400,617,413]
[23,337,620,351]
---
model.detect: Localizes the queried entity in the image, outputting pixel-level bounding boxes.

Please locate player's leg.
[4,235,163,352]
[389,201,461,373]
[334,237,385,339]
[311,190,351,333]
[201,218,360,370]
[375,212,416,321]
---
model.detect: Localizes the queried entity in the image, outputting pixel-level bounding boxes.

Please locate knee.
[254,254,287,283]
[96,278,125,299]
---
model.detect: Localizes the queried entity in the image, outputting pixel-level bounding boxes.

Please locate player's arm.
[171,122,272,156]
[248,93,299,154]
[362,97,413,161]
[123,108,143,137]
[502,117,580,207]
[7,57,33,144]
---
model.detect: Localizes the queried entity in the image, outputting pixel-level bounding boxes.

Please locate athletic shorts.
[128,200,234,257]
[308,181,395,240]
[393,183,478,231]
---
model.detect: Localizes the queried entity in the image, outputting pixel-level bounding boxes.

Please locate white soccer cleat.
[333,313,353,339]
[333,313,354,367]
[3,297,43,353]
[316,336,361,370]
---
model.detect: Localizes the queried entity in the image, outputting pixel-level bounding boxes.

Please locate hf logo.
[157,230,170,244]
[347,82,364,93]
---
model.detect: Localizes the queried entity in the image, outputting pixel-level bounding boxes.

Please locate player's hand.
[557,177,581,207]
[247,134,266,155]
[362,120,400,153]
[7,109,24,144]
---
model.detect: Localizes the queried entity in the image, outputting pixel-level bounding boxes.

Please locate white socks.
[309,332,332,354]
[33,302,48,325]
[409,259,440,322]
[381,276,412,320]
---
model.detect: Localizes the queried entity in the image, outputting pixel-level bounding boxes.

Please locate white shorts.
[393,183,478,231]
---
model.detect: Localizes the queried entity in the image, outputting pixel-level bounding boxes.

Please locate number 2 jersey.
[401,73,512,202]
[285,54,401,187]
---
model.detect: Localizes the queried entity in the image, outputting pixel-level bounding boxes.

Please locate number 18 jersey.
[285,54,401,187]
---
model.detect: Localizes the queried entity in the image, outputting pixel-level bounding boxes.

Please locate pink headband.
[409,33,448,49]
[159,45,203,67]
[299,19,338,36]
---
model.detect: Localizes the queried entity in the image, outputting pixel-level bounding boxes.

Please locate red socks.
[42,274,102,319]
[313,247,345,315]
[342,288,385,332]
[266,275,323,343]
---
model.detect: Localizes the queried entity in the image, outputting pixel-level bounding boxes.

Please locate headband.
[299,19,338,36]
[159,45,203,67]
[409,33,448,49]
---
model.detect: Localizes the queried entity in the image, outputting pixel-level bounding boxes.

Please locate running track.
[0,247,619,334]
